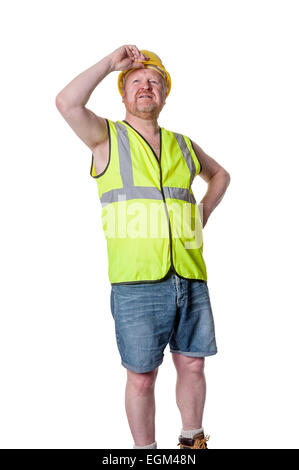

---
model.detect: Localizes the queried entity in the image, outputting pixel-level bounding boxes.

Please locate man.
[56,45,230,449]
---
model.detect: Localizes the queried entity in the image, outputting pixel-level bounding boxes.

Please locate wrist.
[199,201,212,215]
[198,202,212,228]
[104,54,115,73]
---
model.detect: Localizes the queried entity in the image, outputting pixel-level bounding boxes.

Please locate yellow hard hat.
[118,50,171,98]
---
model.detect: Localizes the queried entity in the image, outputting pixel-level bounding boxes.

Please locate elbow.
[55,93,69,112]
[221,170,231,186]
[225,171,231,185]
[55,94,64,110]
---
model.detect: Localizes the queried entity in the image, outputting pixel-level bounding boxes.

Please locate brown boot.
[177,431,210,449]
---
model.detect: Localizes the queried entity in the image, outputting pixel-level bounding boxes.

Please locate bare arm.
[55,46,149,151]
[191,139,231,227]
[55,55,113,109]
[55,55,113,149]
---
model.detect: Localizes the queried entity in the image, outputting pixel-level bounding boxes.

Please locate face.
[121,68,167,120]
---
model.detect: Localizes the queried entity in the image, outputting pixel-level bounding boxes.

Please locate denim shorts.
[110,270,217,373]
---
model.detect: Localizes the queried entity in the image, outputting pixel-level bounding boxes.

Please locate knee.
[127,369,158,395]
[176,356,205,376]
[190,357,205,376]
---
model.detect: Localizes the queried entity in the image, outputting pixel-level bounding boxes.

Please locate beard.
[124,98,161,119]
[136,101,157,113]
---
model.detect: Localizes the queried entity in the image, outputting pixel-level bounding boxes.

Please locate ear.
[163,90,167,105]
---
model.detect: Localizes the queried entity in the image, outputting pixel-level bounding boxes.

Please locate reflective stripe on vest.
[90,119,207,284]
[99,122,196,207]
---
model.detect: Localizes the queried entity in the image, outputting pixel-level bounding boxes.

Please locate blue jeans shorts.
[110,270,217,373]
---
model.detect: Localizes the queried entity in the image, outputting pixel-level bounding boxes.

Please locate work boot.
[177,431,210,449]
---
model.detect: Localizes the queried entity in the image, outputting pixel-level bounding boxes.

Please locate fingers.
[125,45,150,63]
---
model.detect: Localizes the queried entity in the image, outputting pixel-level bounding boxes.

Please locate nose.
[141,80,153,90]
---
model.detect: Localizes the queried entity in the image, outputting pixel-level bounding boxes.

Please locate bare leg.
[125,368,159,446]
[172,354,206,429]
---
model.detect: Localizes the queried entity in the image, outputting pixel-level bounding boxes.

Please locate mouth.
[138,95,153,99]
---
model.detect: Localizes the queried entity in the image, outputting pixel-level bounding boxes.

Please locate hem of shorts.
[121,359,163,373]
[170,349,217,357]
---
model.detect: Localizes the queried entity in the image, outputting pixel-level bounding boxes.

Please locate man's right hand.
[109,45,150,72]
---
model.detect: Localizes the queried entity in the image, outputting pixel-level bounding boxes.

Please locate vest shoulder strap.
[167,129,202,182]
[188,137,202,176]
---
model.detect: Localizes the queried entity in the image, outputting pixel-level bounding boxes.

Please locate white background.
[1,0,298,449]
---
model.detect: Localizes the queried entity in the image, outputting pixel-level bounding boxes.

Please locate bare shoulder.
[190,139,230,182]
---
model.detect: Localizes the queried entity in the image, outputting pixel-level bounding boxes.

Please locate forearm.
[56,54,113,108]
[199,171,230,227]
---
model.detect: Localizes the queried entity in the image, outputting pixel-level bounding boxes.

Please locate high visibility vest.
[90,119,207,285]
